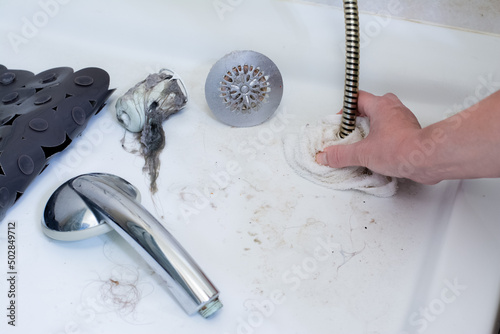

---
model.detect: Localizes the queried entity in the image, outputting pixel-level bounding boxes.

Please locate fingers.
[319,91,375,168]
[320,91,407,170]
[357,90,387,117]
[316,142,363,168]
[337,90,375,116]
[357,91,404,118]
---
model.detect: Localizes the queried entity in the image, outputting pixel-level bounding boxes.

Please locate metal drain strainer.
[205,50,283,127]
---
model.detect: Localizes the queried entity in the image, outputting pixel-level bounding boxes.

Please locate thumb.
[315,142,363,168]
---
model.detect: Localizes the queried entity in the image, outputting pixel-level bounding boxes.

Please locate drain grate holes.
[219,64,270,113]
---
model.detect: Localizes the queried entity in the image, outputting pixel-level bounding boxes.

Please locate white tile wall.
[304,0,500,35]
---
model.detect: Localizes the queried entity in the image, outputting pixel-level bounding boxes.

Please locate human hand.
[315,91,426,182]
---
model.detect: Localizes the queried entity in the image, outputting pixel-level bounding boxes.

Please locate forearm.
[401,90,500,184]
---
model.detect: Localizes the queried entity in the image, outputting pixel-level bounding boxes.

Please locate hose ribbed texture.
[340,0,360,138]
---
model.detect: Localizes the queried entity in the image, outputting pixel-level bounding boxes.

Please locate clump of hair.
[116,69,188,193]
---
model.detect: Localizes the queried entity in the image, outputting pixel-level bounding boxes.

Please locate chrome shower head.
[205,50,283,127]
[42,173,222,318]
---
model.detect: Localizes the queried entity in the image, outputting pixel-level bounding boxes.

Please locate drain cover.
[205,50,283,127]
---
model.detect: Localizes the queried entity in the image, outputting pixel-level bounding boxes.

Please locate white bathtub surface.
[1,1,500,333]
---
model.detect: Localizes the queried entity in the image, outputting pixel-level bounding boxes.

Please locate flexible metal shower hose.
[340,0,360,138]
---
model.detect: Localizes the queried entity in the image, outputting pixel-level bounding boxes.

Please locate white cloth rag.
[283,114,398,197]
